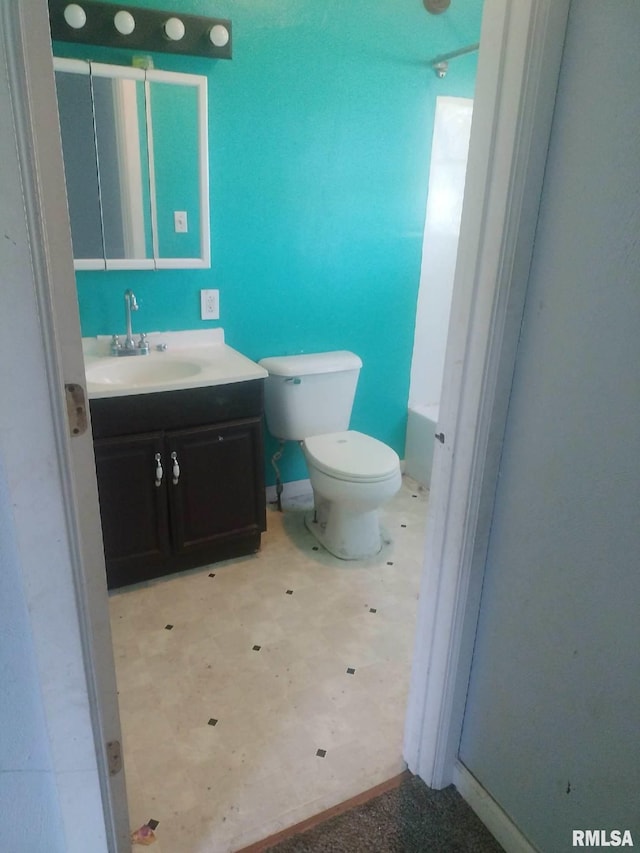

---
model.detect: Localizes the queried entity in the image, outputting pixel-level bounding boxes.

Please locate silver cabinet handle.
[154,452,163,487]
[171,451,180,485]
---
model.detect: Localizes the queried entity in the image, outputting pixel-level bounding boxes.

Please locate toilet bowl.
[258,350,402,560]
[302,430,401,560]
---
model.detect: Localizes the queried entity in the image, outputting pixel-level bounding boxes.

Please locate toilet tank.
[258,351,363,441]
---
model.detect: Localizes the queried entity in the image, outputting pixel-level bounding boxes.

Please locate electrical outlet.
[200,289,219,320]
[174,210,188,233]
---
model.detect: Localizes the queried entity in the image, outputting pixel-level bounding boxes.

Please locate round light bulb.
[164,17,185,41]
[63,3,86,29]
[114,10,135,35]
[209,24,229,48]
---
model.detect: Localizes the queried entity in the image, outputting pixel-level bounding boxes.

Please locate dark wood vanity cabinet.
[93,431,171,584]
[90,381,266,589]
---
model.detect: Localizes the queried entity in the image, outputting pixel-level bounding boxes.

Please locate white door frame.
[2,1,129,850]
[403,0,571,788]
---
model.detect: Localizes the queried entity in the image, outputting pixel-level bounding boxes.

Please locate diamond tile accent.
[108,475,427,853]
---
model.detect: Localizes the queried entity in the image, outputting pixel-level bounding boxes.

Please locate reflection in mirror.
[91,70,153,263]
[148,80,201,260]
[55,66,104,262]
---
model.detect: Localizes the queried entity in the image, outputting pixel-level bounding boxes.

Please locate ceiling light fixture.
[423,0,451,13]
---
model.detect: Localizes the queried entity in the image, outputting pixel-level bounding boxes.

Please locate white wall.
[459,1,640,849]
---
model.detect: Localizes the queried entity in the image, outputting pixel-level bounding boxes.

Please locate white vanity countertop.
[83,329,268,399]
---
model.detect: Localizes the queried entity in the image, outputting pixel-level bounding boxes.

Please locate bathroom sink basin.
[82,330,268,399]
[85,356,203,388]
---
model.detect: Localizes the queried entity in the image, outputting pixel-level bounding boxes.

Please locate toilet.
[258,351,402,560]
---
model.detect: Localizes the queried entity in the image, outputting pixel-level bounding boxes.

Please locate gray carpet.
[265,776,504,852]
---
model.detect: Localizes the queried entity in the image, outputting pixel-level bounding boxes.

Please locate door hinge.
[106,740,122,775]
[65,383,88,437]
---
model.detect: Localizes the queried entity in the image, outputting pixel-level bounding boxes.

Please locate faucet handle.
[110,334,122,355]
[137,333,149,353]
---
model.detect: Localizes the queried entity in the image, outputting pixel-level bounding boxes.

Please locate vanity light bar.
[49,0,232,60]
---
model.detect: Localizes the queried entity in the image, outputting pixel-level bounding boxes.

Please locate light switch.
[174,210,188,233]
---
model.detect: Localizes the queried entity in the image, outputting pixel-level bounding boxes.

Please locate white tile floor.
[109,476,428,852]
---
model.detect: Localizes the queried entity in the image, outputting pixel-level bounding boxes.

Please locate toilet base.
[304,497,389,560]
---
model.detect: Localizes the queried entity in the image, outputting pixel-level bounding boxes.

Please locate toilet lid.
[303,431,400,483]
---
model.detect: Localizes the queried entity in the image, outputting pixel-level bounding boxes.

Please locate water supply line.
[270,440,286,512]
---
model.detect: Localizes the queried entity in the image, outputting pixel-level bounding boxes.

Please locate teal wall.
[55,0,481,485]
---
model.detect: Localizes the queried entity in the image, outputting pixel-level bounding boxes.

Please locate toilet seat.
[303,430,399,483]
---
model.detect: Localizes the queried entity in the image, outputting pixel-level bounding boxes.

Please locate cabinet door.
[166,419,265,560]
[94,432,170,587]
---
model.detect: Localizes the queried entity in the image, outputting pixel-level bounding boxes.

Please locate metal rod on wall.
[431,42,479,78]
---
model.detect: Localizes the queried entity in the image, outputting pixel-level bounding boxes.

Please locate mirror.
[53,59,210,270]
[149,78,201,261]
[54,62,104,263]
[91,67,154,265]
[145,71,209,268]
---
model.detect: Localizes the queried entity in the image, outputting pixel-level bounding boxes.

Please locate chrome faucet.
[124,289,139,351]
[111,289,149,356]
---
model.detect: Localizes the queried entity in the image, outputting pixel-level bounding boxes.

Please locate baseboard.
[265,478,312,504]
[235,771,411,853]
[453,761,539,853]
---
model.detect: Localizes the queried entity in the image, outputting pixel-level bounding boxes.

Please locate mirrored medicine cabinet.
[53,58,210,270]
